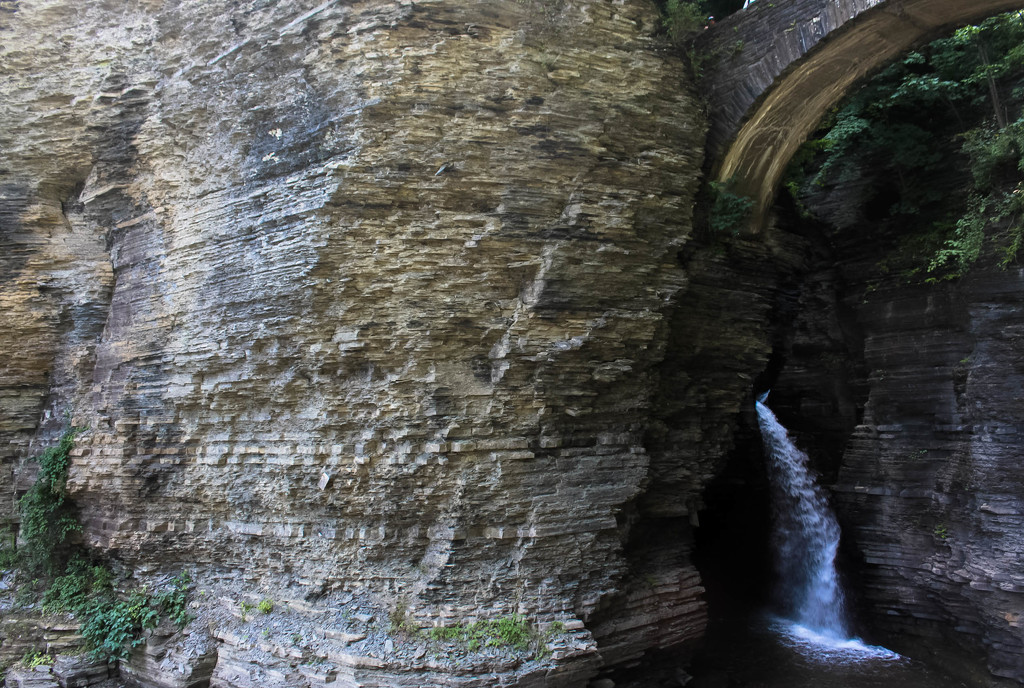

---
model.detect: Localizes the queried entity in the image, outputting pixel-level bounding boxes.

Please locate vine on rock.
[19,426,81,574]
[12,425,195,663]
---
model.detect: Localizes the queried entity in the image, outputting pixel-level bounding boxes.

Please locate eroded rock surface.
[834,262,1024,684]
[1,0,706,684]
[774,179,1024,684]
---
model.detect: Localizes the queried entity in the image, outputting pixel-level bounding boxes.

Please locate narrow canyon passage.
[646,110,1024,682]
[622,148,1024,686]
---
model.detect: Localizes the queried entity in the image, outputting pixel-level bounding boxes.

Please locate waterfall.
[756,394,848,638]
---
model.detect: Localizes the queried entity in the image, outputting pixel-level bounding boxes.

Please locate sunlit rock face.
[0,0,706,683]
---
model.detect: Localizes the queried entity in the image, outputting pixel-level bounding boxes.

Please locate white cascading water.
[755,391,847,637]
[756,391,899,661]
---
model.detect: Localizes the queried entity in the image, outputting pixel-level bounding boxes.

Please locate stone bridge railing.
[696,0,1024,226]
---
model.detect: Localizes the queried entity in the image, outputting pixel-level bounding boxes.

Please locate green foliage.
[8,424,194,663]
[41,564,192,662]
[0,525,19,570]
[428,625,465,642]
[257,598,274,615]
[873,221,953,282]
[14,578,42,608]
[929,121,1024,274]
[239,600,255,621]
[489,615,534,651]
[427,615,561,656]
[42,557,112,615]
[930,195,989,274]
[816,11,1024,178]
[708,179,754,236]
[154,571,194,627]
[388,599,418,635]
[662,0,706,44]
[22,650,52,669]
[0,547,18,570]
[19,427,82,573]
[79,589,160,662]
[960,119,1024,188]
[799,10,1024,277]
[663,0,744,78]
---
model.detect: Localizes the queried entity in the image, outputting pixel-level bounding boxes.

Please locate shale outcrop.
[1,0,709,685]
[8,0,1024,686]
[835,250,1024,683]
[769,180,1024,684]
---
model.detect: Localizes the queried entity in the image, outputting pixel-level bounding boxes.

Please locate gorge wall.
[757,176,1024,684]
[5,0,1024,686]
[0,0,728,685]
[836,258,1024,685]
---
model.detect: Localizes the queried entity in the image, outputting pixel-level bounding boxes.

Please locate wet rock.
[5,666,61,688]
[780,167,1024,684]
[51,655,112,688]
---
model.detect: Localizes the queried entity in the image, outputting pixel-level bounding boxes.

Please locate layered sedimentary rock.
[833,260,1024,684]
[1,0,707,684]
[773,180,1024,683]
[586,228,807,671]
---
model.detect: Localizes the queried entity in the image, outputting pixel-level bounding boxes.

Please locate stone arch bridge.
[696,0,1024,226]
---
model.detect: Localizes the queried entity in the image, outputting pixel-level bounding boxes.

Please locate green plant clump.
[708,179,754,236]
[662,0,706,44]
[155,571,195,627]
[23,650,53,669]
[79,588,161,662]
[42,564,194,662]
[427,615,565,656]
[42,557,113,615]
[9,425,195,663]
[19,427,81,573]
[78,572,195,662]
[257,597,274,615]
[930,123,1024,273]
[20,651,52,671]
[0,526,19,570]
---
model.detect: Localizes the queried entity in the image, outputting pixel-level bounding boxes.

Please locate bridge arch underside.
[717,0,1024,225]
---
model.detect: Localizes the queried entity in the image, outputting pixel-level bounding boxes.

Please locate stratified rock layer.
[833,263,1024,684]
[1,0,705,684]
[782,178,1024,684]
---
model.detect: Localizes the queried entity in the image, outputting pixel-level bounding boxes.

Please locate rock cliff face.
[1,0,710,684]
[768,181,1024,683]
[9,1,1024,686]
[835,280,1024,683]
[835,258,1024,683]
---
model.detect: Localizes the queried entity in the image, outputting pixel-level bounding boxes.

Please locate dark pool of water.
[615,613,983,688]
[688,614,978,688]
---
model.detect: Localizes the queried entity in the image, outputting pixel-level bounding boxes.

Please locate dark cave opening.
[690,394,874,636]
[692,412,773,619]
